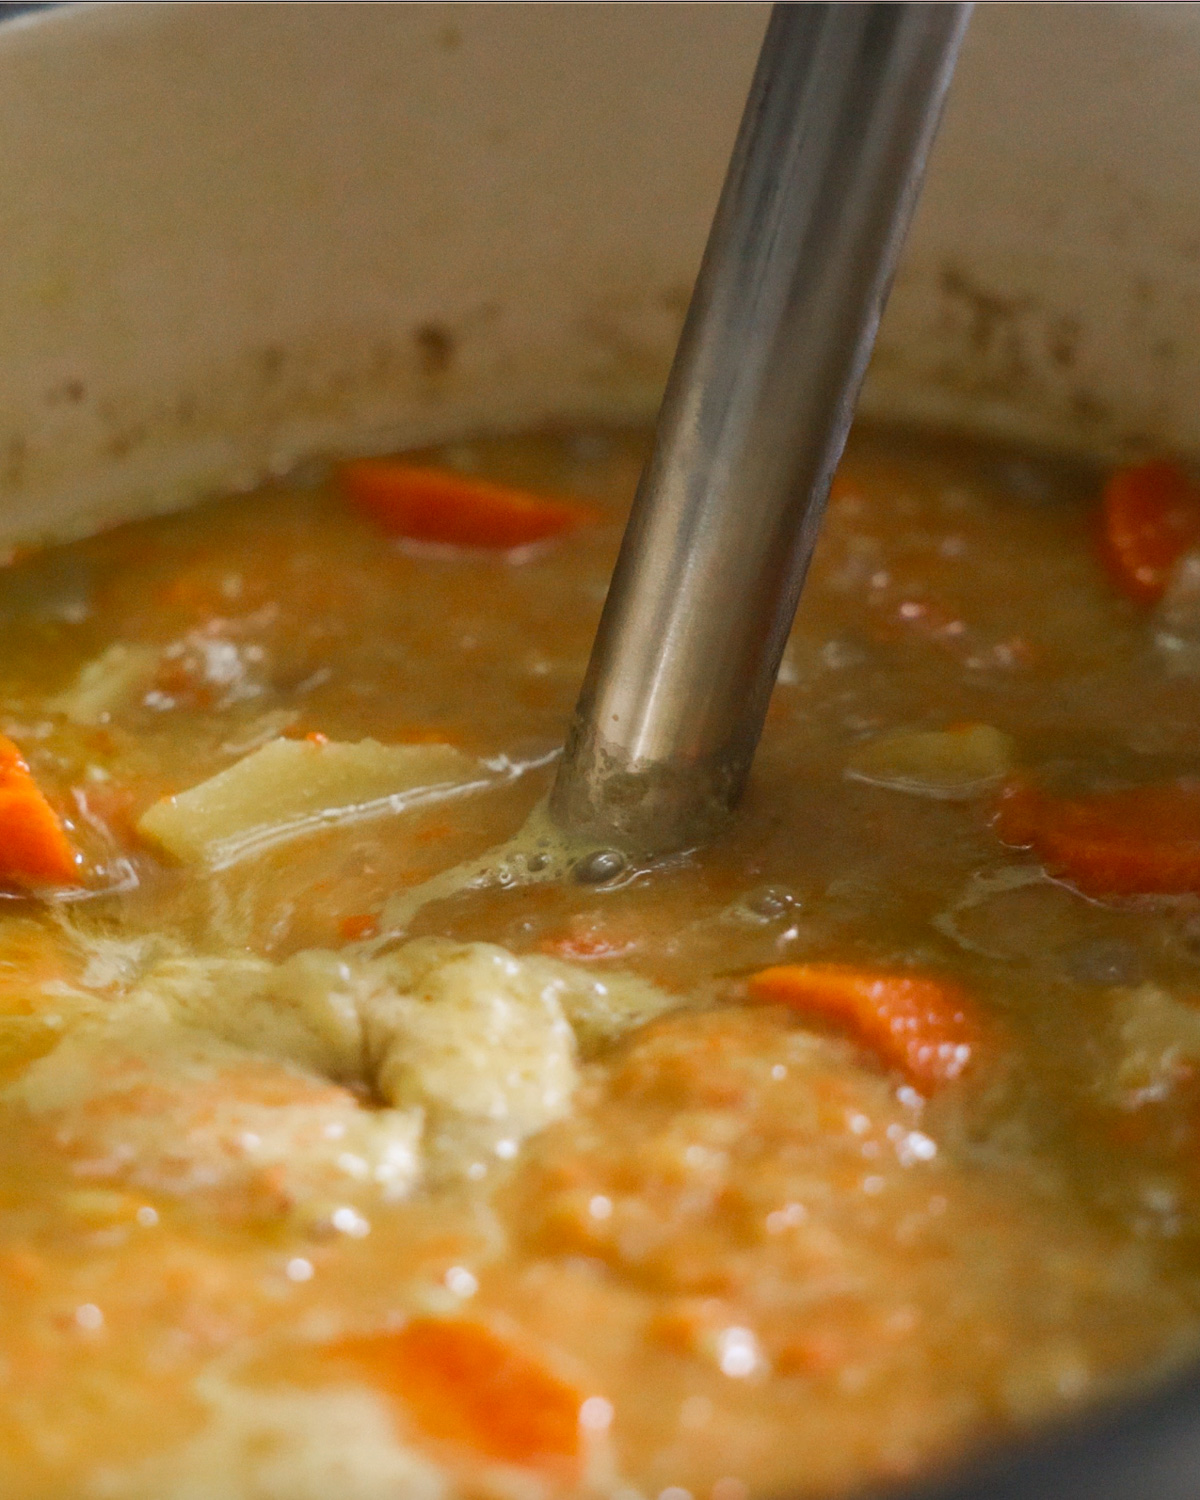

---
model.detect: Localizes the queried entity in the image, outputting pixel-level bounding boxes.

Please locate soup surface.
[3,425,1200,1499]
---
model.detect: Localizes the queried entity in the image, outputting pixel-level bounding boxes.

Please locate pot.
[3,4,1200,1496]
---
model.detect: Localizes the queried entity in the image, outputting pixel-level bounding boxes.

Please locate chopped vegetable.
[846,723,1014,800]
[1100,460,1200,605]
[340,461,598,550]
[747,962,980,1088]
[0,736,79,888]
[49,643,158,724]
[995,776,1200,896]
[136,737,486,868]
[329,1318,587,1466]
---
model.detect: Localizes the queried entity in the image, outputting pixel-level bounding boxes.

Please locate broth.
[0,425,1199,1498]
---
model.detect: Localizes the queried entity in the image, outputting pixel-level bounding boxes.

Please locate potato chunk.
[137,737,486,867]
[845,722,1014,800]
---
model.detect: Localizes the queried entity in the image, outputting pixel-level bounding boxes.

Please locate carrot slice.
[340,461,597,550]
[329,1318,587,1467]
[995,775,1200,896]
[1100,460,1200,605]
[747,962,979,1088]
[0,737,79,887]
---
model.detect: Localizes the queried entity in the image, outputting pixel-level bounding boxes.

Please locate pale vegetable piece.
[49,642,158,723]
[110,1378,447,1500]
[1106,983,1200,1110]
[137,737,488,867]
[365,938,580,1162]
[846,723,1014,800]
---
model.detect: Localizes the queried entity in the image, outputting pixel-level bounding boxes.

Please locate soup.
[1,425,1200,1499]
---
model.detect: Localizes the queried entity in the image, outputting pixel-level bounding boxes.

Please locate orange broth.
[0,425,1199,1498]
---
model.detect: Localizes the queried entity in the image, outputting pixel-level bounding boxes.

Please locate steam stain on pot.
[413,322,455,379]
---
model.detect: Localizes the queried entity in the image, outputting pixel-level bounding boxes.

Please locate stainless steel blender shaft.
[551,2,970,856]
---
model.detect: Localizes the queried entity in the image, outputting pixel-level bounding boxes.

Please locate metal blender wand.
[551,3,971,858]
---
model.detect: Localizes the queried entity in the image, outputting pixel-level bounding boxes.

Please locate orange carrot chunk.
[340,461,597,550]
[995,775,1200,897]
[1100,460,1200,605]
[747,962,979,1089]
[0,736,79,888]
[329,1318,587,1467]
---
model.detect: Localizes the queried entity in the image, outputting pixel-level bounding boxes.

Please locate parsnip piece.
[846,723,1014,800]
[49,642,158,724]
[137,737,487,867]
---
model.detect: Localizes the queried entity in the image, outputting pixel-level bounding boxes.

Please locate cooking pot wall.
[0,5,1199,550]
